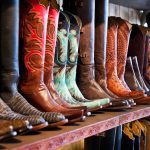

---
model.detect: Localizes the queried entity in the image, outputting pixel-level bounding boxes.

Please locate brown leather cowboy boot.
[116,17,136,106]
[116,17,132,90]
[94,0,119,99]
[94,1,130,108]
[75,0,110,105]
[106,17,144,99]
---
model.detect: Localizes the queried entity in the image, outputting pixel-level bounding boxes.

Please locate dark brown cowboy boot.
[132,56,149,92]
[125,57,150,105]
[94,1,130,108]
[75,0,110,105]
[125,57,144,92]
[106,17,144,99]
[94,0,119,99]
[128,25,150,90]
[128,25,147,75]
[142,28,150,89]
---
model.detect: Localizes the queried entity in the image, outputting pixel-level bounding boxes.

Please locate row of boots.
[0,0,110,140]
[0,0,150,141]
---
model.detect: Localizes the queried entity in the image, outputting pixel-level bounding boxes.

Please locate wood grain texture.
[109,3,141,25]
[110,0,150,10]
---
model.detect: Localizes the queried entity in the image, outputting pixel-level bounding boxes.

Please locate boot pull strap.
[80,27,84,33]
[79,52,88,58]
[75,0,84,7]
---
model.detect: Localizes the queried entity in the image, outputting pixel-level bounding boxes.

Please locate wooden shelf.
[1,105,150,150]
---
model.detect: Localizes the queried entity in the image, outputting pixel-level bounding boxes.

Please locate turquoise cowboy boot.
[53,11,109,111]
[65,12,110,107]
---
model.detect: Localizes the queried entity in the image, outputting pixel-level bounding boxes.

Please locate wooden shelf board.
[1,105,150,150]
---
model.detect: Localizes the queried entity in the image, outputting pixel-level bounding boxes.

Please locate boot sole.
[0,131,17,141]
[32,122,49,131]
[46,119,68,128]
[67,116,86,124]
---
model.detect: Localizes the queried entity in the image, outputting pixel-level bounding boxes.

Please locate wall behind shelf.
[109,3,141,25]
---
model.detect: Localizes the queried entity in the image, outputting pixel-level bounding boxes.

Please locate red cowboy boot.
[106,17,144,98]
[44,1,88,119]
[19,0,68,125]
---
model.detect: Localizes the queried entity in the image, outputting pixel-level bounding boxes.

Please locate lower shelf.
[1,105,150,150]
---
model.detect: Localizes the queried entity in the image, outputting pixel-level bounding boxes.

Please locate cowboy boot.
[128,25,150,89]
[106,17,144,99]
[125,57,144,91]
[64,12,110,110]
[125,57,150,105]
[18,0,68,126]
[0,0,65,128]
[116,18,132,90]
[116,17,136,106]
[128,25,147,76]
[142,28,150,89]
[94,0,131,108]
[94,0,119,99]
[0,98,46,126]
[72,0,110,106]
[53,11,107,111]
[44,1,87,120]
[132,57,149,92]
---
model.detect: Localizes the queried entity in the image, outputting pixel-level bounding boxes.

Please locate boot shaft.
[20,0,50,85]
[44,2,62,84]
[54,11,70,86]
[125,57,143,91]
[76,0,95,65]
[106,17,118,77]
[0,0,19,75]
[117,17,132,79]
[95,0,108,82]
[142,29,150,83]
[128,25,147,74]
[65,12,82,83]
[0,0,19,99]
[95,0,108,65]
